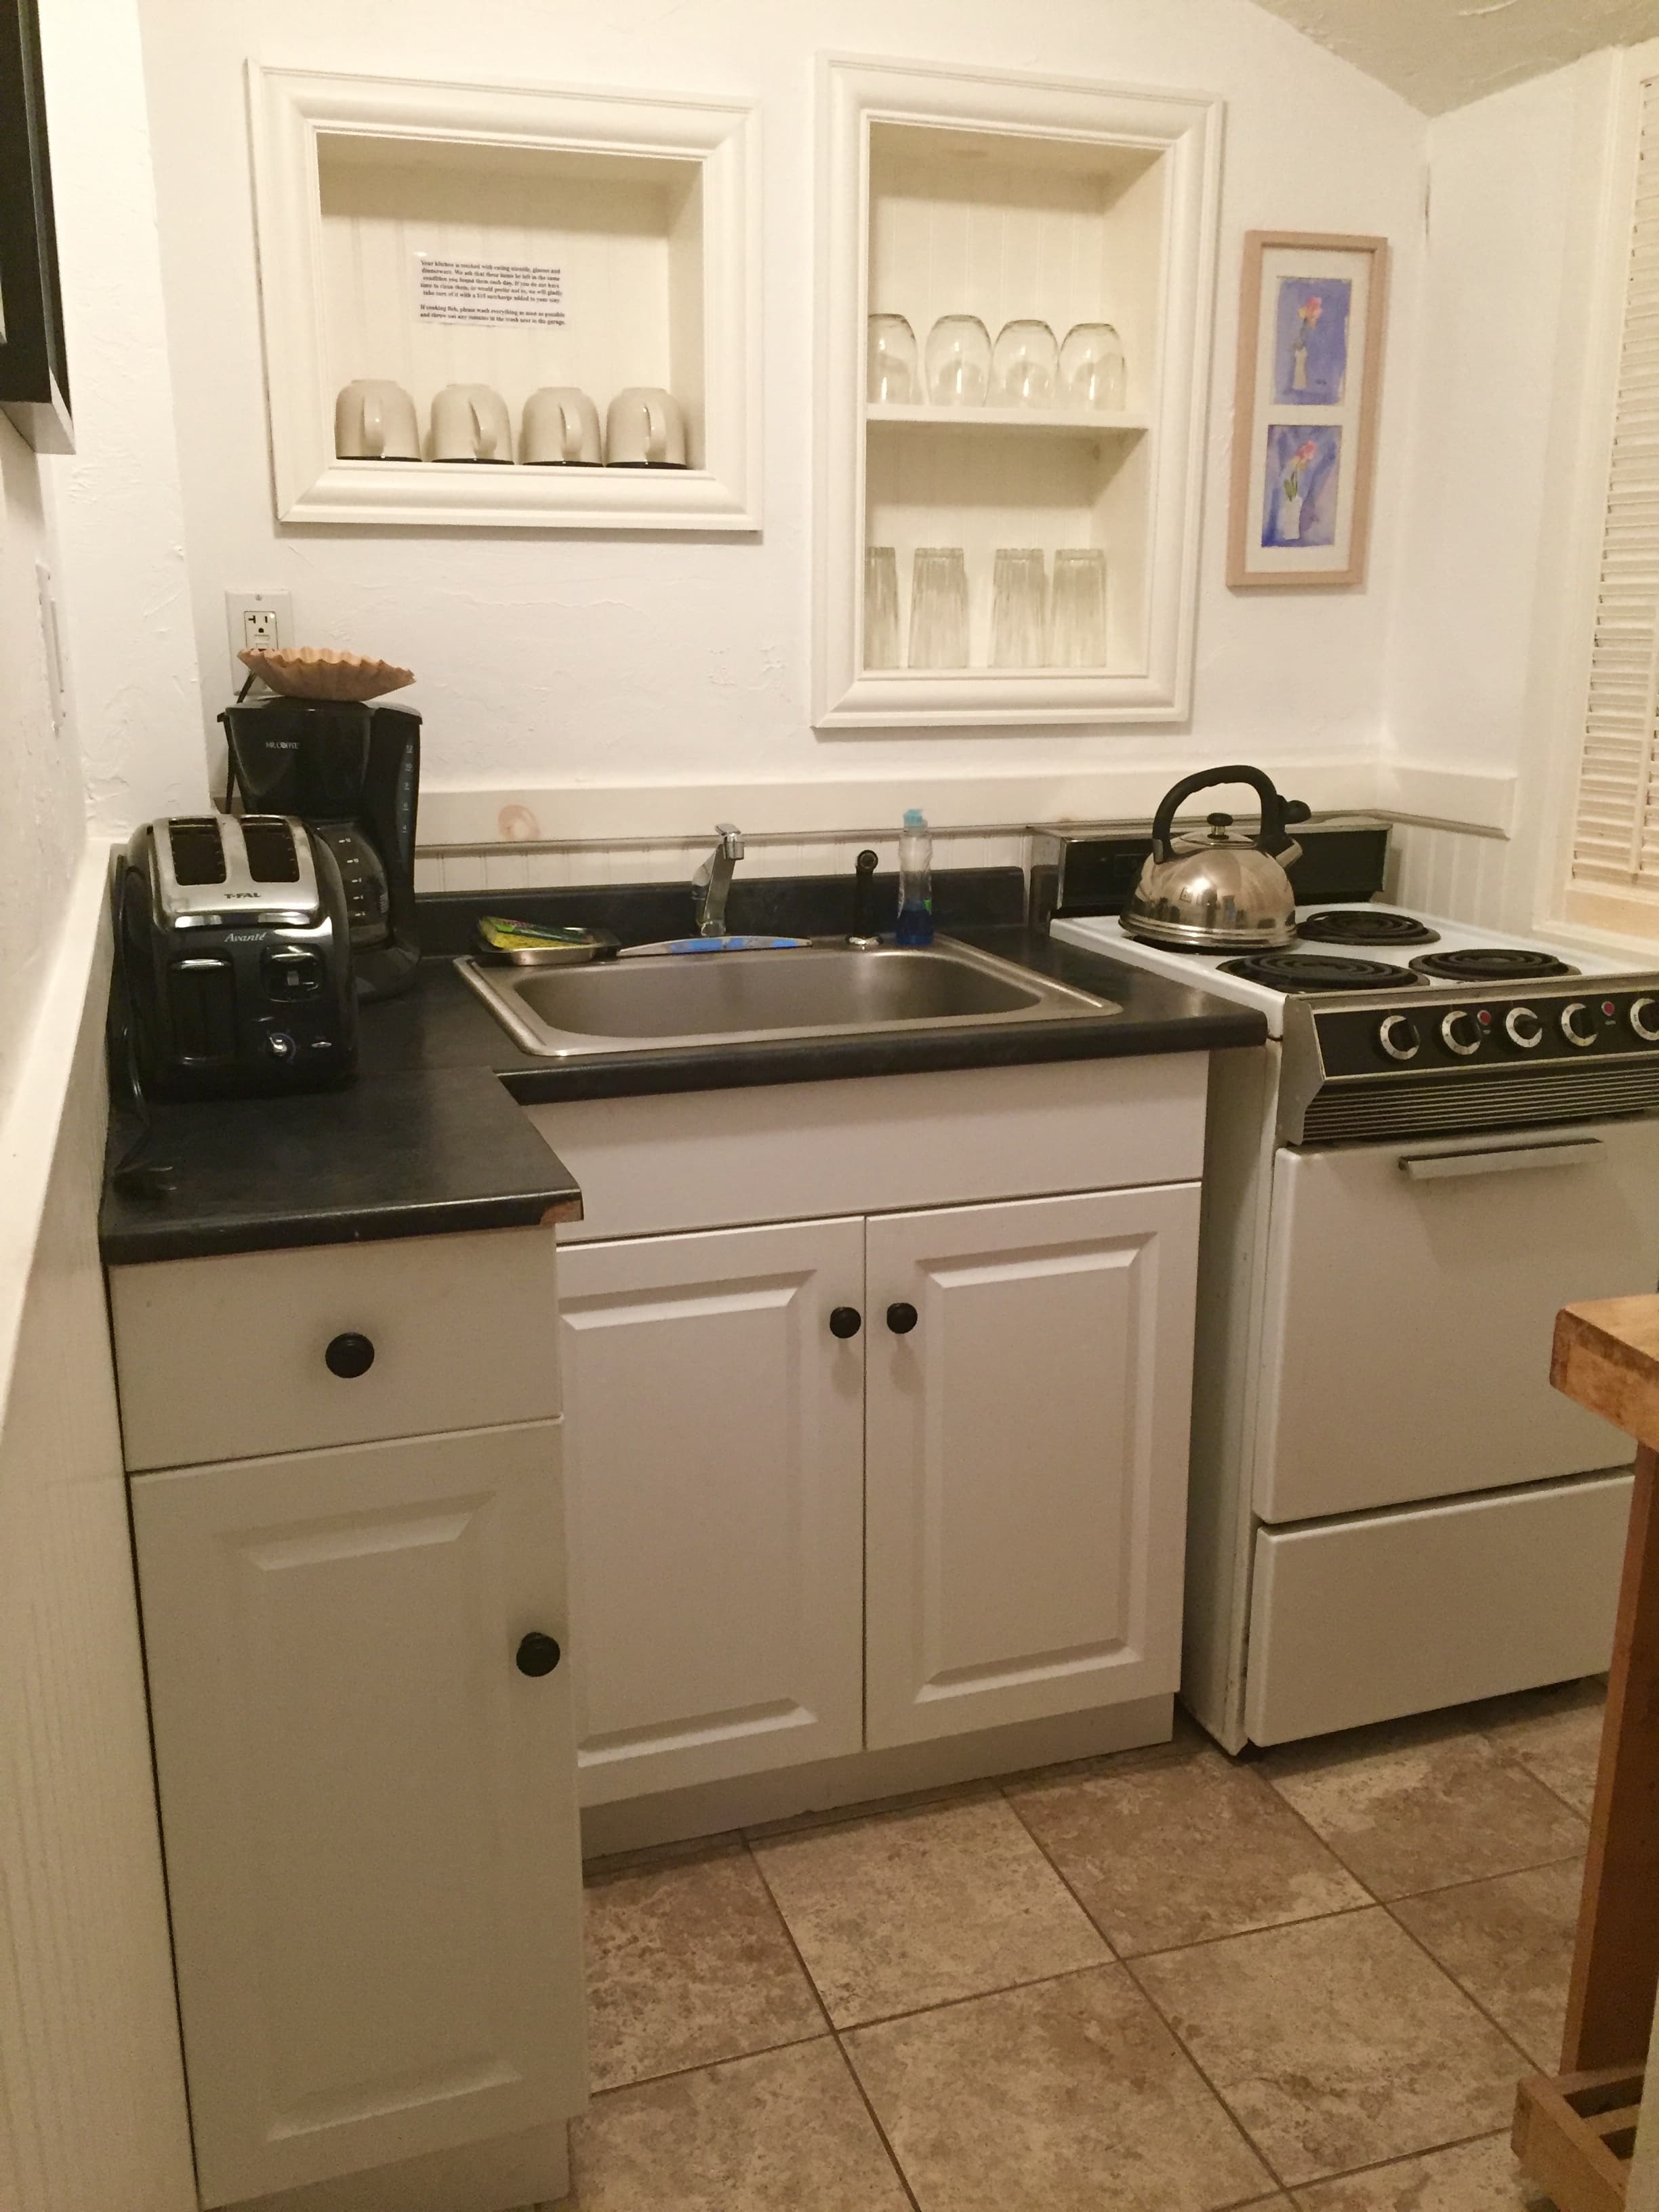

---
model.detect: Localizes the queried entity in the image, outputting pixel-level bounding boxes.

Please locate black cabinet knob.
[829,1306,862,1339]
[886,1302,918,1335]
[516,1632,562,1677]
[325,1332,375,1379]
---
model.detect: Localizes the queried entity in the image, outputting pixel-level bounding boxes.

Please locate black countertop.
[100,872,1265,1267]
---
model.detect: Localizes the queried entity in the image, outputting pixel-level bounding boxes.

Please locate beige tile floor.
[554,1677,1605,2211]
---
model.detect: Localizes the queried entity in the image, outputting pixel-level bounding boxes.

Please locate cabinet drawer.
[1245,1472,1631,1746]
[111,1227,561,1470]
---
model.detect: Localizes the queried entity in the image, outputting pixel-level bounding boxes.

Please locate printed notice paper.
[415,257,566,328]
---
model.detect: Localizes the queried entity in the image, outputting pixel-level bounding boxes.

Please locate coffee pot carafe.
[219,695,420,1000]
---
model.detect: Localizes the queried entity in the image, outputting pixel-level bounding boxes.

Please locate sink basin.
[456,938,1116,1059]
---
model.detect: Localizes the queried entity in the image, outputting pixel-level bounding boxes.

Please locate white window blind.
[1568,72,1659,935]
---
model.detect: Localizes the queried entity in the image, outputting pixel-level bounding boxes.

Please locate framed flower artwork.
[1226,231,1388,588]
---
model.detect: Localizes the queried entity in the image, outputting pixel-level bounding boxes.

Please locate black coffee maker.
[219,696,420,1000]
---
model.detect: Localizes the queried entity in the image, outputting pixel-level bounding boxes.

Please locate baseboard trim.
[579,1695,1174,1858]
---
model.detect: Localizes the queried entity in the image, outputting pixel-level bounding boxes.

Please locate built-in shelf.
[815,58,1222,728]
[865,404,1150,434]
[247,66,760,531]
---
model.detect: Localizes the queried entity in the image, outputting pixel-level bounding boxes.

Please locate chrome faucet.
[692,822,745,936]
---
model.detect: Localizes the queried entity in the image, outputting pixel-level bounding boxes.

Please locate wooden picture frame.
[1227,230,1387,589]
[0,0,72,453]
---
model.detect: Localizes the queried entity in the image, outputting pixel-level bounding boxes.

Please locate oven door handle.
[1397,1138,1603,1181]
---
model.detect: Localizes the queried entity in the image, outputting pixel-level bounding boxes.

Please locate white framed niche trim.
[815,56,1222,727]
[247,64,760,530]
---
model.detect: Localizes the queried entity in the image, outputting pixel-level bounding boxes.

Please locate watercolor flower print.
[1272,275,1352,406]
[1281,437,1316,537]
[1292,295,1322,392]
[1261,423,1343,548]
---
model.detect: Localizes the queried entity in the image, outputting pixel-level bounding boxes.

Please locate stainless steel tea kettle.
[1124,765,1312,951]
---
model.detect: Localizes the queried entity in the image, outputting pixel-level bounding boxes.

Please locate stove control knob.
[1631,996,1659,1042]
[1560,1001,1599,1048]
[1377,1014,1421,1063]
[1440,1009,1482,1058]
[1504,1006,1544,1050]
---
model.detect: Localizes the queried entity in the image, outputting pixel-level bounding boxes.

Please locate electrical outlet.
[224,589,293,695]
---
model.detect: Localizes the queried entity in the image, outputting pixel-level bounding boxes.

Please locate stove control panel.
[1313,988,1659,1079]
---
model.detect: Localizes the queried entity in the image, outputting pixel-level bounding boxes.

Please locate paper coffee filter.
[238,646,415,701]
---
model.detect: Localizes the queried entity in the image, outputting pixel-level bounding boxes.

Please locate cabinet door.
[130,1422,585,2208]
[865,1185,1201,1748]
[558,1218,865,1803]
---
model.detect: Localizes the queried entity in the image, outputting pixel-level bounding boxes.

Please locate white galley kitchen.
[5,1,1659,2210]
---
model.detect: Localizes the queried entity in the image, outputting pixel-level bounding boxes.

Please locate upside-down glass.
[990,549,1048,668]
[1059,323,1127,411]
[991,320,1058,407]
[1050,549,1108,667]
[863,546,901,668]
[867,314,919,405]
[924,316,991,407]
[909,547,970,668]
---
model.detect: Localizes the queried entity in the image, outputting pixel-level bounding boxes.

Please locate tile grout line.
[741,1836,924,2212]
[1280,2122,1520,2203]
[1380,1846,1587,1911]
[996,1783,1291,2198]
[1379,1891,1544,2072]
[1242,1742,1559,2070]
[588,2024,834,2104]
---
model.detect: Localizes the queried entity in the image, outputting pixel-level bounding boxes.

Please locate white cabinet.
[559,1186,1200,1802]
[557,1219,866,1804]
[816,57,1222,726]
[865,1185,1201,1746]
[131,1422,586,2210]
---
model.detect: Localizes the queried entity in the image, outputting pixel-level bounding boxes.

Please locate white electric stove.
[1054,899,1659,1752]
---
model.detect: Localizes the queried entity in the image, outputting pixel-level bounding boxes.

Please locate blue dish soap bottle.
[895,808,935,947]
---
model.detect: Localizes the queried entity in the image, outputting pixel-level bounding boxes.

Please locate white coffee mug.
[605,386,687,468]
[334,380,419,461]
[430,384,513,464]
[522,386,602,466]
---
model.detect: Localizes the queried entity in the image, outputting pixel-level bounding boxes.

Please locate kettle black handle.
[1149,766,1300,862]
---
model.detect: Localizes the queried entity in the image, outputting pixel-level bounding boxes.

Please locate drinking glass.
[867,314,918,405]
[1050,549,1108,666]
[1059,322,1127,411]
[863,546,901,668]
[991,320,1058,407]
[924,316,991,407]
[908,547,970,668]
[989,549,1048,668]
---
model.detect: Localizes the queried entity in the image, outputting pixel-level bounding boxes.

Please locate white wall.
[1379,54,1612,928]
[0,419,83,1095]
[0,3,210,2205]
[134,0,1427,842]
[41,0,208,836]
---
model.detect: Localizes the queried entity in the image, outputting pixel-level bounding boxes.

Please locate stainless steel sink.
[456,938,1116,1059]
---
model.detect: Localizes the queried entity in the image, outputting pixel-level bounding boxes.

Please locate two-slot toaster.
[115,814,358,1099]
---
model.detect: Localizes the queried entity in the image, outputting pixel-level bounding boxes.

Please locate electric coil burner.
[1218,951,1415,992]
[1296,909,1440,947]
[1407,947,1580,983]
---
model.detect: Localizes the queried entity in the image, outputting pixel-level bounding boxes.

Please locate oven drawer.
[1252,1115,1659,1522]
[1244,1472,1631,1746]
[110,1227,561,1471]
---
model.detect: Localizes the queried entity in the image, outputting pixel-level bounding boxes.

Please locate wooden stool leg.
[1563,1441,1659,2071]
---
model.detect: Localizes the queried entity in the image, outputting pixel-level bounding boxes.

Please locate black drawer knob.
[886,1302,918,1335]
[829,1306,862,1339]
[516,1632,562,1677]
[325,1332,375,1379]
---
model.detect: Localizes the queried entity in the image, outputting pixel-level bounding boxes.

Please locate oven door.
[1252,1114,1659,1523]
